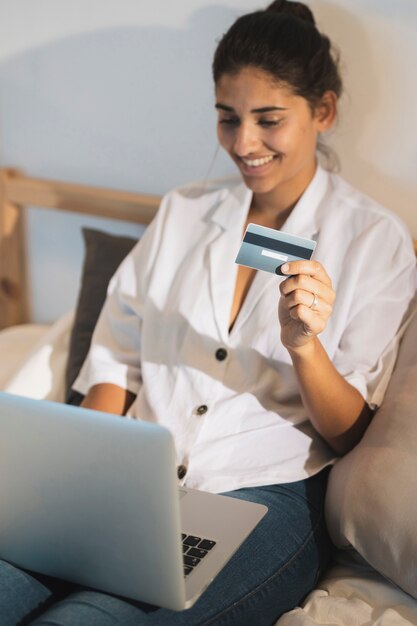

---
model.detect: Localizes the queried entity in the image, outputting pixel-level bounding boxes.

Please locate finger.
[289,304,328,335]
[280,274,336,306]
[280,260,332,286]
[284,288,332,314]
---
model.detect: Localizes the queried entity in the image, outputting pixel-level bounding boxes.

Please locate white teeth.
[241,155,274,168]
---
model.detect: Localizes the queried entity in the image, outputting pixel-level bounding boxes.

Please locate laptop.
[0,391,267,610]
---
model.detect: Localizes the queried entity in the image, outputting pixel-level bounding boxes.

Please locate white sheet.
[276,550,417,626]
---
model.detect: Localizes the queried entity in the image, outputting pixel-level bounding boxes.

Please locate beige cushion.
[326,301,417,599]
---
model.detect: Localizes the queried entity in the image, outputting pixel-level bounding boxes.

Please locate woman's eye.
[259,119,281,128]
[219,118,239,126]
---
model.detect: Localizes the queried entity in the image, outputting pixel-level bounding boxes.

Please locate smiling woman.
[215,68,337,211]
[0,1,415,626]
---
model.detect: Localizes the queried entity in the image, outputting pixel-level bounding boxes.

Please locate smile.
[240,155,275,168]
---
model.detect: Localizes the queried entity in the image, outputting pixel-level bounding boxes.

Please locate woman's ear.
[315,91,338,132]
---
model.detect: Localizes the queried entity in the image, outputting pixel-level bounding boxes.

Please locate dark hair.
[212,0,342,110]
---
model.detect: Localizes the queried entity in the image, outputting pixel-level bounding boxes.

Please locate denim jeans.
[0,469,331,626]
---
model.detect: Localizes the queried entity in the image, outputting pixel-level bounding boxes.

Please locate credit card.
[235,223,316,275]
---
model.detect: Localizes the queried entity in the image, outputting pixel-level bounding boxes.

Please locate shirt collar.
[279,164,329,239]
[208,178,252,231]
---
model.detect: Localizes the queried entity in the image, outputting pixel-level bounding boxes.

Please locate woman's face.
[215,67,334,202]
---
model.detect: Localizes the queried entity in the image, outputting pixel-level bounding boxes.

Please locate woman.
[1,1,415,624]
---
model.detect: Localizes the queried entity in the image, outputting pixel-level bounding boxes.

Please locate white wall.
[0,1,416,321]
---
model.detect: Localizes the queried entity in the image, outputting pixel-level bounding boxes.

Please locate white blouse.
[74,165,416,493]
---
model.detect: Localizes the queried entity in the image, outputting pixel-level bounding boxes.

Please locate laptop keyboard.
[182,534,216,576]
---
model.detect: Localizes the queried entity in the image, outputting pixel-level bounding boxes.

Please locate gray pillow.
[325,300,417,598]
[65,228,137,405]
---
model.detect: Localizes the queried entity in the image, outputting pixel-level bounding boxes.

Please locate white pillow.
[3,311,74,402]
[325,301,417,599]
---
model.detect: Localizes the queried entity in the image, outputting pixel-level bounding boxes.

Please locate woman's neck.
[248,200,295,230]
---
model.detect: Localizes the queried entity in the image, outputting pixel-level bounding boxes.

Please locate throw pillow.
[65,228,137,405]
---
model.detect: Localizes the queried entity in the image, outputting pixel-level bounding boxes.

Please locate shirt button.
[195,404,208,416]
[177,464,187,480]
[215,348,228,361]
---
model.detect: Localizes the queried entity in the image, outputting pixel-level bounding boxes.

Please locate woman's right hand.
[278,260,336,352]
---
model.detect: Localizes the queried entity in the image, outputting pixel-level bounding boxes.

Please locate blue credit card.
[235,223,316,275]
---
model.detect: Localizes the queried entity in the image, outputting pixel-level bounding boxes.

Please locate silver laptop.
[0,392,267,610]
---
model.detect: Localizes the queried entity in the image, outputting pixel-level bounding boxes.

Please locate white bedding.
[0,323,48,388]
[277,550,417,626]
[1,315,416,626]
[0,312,73,401]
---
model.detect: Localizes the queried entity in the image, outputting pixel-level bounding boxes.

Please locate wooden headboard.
[1,167,416,331]
[0,168,161,330]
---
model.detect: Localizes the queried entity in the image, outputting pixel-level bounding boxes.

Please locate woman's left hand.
[278,260,336,351]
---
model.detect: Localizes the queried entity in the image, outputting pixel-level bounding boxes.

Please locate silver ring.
[310,293,319,310]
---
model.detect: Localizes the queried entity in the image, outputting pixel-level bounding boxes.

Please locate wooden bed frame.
[1,167,416,332]
[0,168,161,330]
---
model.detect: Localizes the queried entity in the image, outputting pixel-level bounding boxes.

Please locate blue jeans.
[0,470,331,626]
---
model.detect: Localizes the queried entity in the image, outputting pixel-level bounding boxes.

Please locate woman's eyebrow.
[252,106,288,113]
[215,103,288,113]
[215,103,235,112]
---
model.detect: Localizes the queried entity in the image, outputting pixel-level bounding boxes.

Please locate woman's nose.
[233,123,259,156]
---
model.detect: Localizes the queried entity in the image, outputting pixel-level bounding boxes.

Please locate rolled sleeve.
[333,220,417,408]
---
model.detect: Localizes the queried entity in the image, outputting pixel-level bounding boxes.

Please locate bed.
[1,167,417,625]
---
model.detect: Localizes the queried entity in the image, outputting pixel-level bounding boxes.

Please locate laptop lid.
[0,392,267,610]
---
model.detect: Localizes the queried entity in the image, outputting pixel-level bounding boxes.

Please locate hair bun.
[265,0,316,26]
